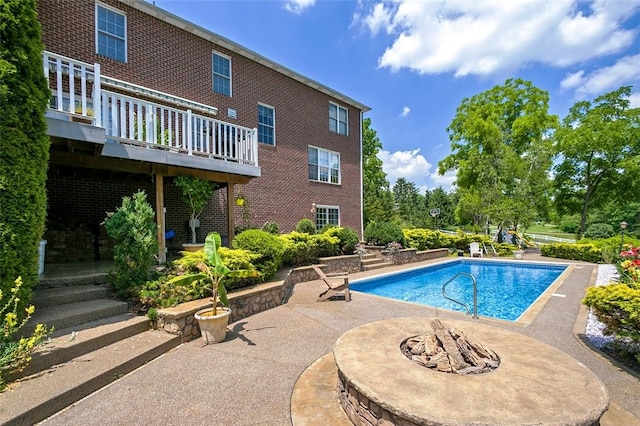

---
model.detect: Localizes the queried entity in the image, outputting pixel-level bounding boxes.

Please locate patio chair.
[312,265,350,302]
[469,242,483,258]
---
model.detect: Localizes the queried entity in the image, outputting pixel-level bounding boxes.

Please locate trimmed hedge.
[323,226,359,255]
[0,0,51,318]
[279,232,339,266]
[583,283,640,344]
[364,221,406,247]
[540,243,602,263]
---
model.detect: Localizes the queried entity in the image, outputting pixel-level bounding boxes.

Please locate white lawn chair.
[469,242,483,258]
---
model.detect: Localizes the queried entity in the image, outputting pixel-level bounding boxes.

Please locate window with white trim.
[96,4,127,62]
[308,146,340,184]
[258,104,275,145]
[212,52,231,96]
[329,102,348,135]
[315,205,340,229]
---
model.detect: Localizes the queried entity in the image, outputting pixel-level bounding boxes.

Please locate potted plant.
[174,176,216,251]
[168,232,260,344]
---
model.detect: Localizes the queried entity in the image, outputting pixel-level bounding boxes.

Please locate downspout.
[359,110,364,241]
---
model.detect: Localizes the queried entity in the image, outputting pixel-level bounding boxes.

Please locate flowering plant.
[619,245,640,283]
[354,243,367,257]
[385,241,403,252]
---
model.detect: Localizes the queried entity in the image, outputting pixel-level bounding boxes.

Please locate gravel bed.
[584,264,618,349]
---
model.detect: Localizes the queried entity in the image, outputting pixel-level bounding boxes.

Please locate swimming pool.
[351,259,569,321]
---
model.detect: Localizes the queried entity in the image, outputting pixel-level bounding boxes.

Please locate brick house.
[36,0,369,263]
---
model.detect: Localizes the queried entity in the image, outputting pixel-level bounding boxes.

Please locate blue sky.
[152,0,640,193]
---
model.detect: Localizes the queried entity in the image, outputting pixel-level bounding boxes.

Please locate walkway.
[40,256,640,425]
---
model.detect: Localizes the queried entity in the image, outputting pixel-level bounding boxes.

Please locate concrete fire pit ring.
[334,317,608,425]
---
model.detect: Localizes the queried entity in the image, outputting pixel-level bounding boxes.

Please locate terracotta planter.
[195,307,231,344]
[182,243,204,252]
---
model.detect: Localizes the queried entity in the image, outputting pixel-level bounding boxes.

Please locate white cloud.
[630,92,640,108]
[431,170,457,191]
[284,0,315,14]
[378,148,432,187]
[354,0,640,77]
[399,106,411,117]
[560,54,640,96]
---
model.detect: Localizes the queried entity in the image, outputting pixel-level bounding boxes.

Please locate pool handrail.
[441,272,478,319]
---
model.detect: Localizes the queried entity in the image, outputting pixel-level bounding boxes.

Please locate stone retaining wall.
[157,249,449,341]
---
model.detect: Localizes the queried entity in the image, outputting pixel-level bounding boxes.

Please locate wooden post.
[155,173,166,263]
[227,183,235,247]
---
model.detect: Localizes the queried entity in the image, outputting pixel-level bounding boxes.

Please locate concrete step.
[32,285,109,309]
[23,299,129,336]
[5,313,151,383]
[360,257,386,266]
[362,262,394,271]
[0,330,181,426]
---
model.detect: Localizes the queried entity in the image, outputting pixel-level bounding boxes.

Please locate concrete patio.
[37,255,640,425]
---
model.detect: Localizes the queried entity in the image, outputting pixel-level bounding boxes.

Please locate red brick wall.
[37,0,363,259]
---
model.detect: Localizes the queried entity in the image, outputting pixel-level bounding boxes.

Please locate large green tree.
[0,0,50,316]
[438,78,557,233]
[362,117,394,227]
[392,178,424,227]
[425,187,457,229]
[553,86,640,238]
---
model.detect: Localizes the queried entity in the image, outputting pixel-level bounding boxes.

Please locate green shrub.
[1,277,52,390]
[364,222,406,247]
[295,219,316,234]
[0,0,51,321]
[540,243,602,262]
[584,223,615,240]
[559,215,581,234]
[323,226,359,255]
[279,232,339,266]
[583,282,640,343]
[261,222,280,235]
[232,229,284,280]
[139,247,261,308]
[104,191,159,298]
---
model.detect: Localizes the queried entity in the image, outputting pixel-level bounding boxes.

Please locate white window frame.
[329,102,348,136]
[257,103,275,146]
[95,3,127,63]
[315,205,340,229]
[212,51,232,96]
[308,145,341,184]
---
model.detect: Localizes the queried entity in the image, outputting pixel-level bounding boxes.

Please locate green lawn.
[488,224,577,242]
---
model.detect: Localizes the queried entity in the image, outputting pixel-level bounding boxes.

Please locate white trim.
[315,205,341,228]
[308,145,341,185]
[212,50,232,97]
[96,2,128,63]
[257,102,275,146]
[329,102,348,136]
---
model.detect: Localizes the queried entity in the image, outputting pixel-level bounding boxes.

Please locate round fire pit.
[333,317,608,426]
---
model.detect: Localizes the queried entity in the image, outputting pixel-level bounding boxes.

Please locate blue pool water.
[351,259,568,321]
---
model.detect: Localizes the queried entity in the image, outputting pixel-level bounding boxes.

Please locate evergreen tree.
[0,0,50,317]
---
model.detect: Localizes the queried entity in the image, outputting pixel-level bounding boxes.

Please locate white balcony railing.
[43,51,258,167]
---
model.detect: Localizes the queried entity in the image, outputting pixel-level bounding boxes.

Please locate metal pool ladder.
[441,272,478,319]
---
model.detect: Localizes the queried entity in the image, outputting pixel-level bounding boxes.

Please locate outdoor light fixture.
[620,221,628,252]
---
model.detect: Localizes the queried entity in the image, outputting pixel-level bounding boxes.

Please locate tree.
[553,86,640,238]
[438,78,557,233]
[0,0,50,318]
[362,117,395,227]
[392,178,423,227]
[425,187,457,229]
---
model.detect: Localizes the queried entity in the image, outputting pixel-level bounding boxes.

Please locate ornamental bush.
[295,219,316,234]
[261,222,280,235]
[1,277,52,390]
[540,243,602,263]
[232,229,284,280]
[584,223,615,240]
[0,0,51,321]
[104,191,159,298]
[364,222,406,247]
[583,283,640,344]
[323,226,359,255]
[279,232,339,266]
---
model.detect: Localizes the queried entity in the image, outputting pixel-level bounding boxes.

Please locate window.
[212,52,231,96]
[96,4,127,62]
[329,103,348,135]
[258,104,275,145]
[315,205,340,229]
[308,146,340,184]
